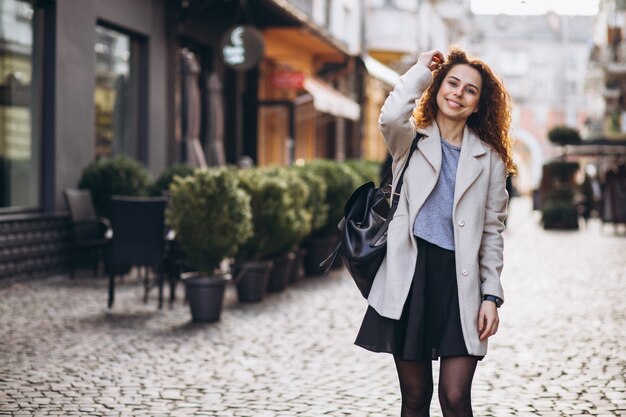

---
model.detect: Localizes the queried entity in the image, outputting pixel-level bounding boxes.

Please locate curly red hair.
[413,47,516,174]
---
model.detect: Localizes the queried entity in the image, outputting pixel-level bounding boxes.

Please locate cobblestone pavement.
[1,198,625,417]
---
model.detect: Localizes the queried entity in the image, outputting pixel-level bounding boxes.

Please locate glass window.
[291,0,313,15]
[94,24,141,159]
[0,0,39,210]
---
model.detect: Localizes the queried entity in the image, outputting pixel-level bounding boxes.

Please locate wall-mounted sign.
[270,72,305,89]
[221,25,264,71]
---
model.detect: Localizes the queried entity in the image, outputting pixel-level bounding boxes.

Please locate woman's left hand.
[478,301,499,340]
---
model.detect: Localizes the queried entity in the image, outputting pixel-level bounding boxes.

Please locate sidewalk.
[1,198,625,417]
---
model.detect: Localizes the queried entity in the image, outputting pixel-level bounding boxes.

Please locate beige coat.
[367,63,508,356]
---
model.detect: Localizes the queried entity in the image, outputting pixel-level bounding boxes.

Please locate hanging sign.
[221,25,264,71]
[270,72,305,89]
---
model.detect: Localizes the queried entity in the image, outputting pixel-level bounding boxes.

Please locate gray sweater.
[412,139,461,250]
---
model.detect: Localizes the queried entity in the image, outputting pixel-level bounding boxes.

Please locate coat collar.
[415,122,487,160]
[414,123,441,173]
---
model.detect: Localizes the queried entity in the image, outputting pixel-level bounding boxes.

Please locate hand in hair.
[417,50,445,71]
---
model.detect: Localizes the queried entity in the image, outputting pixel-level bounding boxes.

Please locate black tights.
[394,355,479,417]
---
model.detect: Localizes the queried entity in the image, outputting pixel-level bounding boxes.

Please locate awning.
[561,138,626,157]
[362,54,401,87]
[302,78,361,121]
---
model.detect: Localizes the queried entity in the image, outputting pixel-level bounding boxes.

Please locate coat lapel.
[454,127,487,207]
[415,124,441,172]
[403,124,441,226]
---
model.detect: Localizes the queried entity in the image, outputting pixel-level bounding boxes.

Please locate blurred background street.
[1,198,625,416]
[2,0,626,415]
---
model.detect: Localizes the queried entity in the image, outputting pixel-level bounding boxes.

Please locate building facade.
[360,0,472,163]
[463,13,594,193]
[0,0,366,281]
[587,0,626,140]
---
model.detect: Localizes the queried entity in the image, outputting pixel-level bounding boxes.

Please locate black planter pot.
[268,252,295,292]
[181,272,229,323]
[233,260,273,302]
[303,236,338,276]
[289,248,306,283]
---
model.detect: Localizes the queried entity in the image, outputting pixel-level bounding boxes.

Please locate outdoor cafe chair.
[63,189,111,279]
[107,196,168,309]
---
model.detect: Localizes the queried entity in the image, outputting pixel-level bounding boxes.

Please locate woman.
[355,48,515,417]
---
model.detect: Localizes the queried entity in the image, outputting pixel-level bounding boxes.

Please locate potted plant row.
[78,155,381,323]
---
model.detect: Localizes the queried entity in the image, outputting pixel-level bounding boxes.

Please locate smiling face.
[435,64,483,123]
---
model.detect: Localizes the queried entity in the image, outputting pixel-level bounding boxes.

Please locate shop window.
[94,24,146,160]
[0,0,41,210]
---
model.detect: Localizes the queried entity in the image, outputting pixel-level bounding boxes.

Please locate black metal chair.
[64,189,111,278]
[164,230,185,304]
[107,196,168,309]
[161,190,184,304]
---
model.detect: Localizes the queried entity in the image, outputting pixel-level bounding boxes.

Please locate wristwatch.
[483,294,503,308]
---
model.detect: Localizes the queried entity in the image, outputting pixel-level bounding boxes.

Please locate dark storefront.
[1,0,170,280]
[0,0,363,282]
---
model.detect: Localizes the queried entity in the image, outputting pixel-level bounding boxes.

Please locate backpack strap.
[369,133,423,244]
[319,133,423,274]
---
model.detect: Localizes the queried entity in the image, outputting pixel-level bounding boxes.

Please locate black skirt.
[355,237,478,362]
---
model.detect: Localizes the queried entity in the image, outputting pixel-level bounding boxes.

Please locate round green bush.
[343,159,382,185]
[292,166,328,232]
[235,168,310,261]
[261,166,313,253]
[167,168,253,273]
[150,163,196,196]
[304,160,362,237]
[78,155,151,217]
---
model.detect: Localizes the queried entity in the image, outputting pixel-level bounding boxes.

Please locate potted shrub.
[261,166,312,290]
[541,199,579,230]
[233,168,307,300]
[540,161,581,230]
[344,159,382,185]
[150,163,196,196]
[78,155,151,275]
[78,155,151,218]
[290,166,328,282]
[300,160,361,275]
[167,168,253,322]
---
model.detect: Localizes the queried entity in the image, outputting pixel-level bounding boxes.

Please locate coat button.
[458,220,465,227]
[462,269,469,276]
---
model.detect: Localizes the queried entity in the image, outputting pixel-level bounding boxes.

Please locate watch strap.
[483,294,502,308]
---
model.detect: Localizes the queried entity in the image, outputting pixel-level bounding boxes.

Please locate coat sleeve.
[479,152,508,303]
[378,63,433,160]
